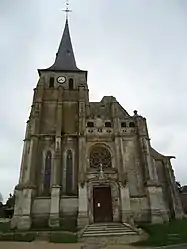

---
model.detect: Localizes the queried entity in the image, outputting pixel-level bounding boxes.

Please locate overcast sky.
[0,0,187,202]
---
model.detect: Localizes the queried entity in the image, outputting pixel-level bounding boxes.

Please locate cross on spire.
[63,0,72,20]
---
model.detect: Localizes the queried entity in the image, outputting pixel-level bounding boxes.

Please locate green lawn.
[134,219,187,247]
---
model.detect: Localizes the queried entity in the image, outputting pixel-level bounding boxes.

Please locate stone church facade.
[11,19,183,230]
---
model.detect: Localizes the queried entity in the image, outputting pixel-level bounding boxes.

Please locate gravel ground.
[1,241,186,249]
[0,241,139,249]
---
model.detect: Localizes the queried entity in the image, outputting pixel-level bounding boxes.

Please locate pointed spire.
[38,3,86,75]
[46,19,80,71]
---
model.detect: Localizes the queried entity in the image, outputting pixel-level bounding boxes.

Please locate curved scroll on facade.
[90,146,112,168]
[66,150,73,195]
[43,150,52,196]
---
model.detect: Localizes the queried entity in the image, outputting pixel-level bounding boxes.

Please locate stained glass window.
[43,151,52,196]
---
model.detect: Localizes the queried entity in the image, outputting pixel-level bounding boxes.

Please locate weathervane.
[63,0,72,20]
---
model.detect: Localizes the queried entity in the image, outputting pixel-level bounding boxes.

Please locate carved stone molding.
[79,172,86,188]
[51,185,61,189]
[15,183,37,190]
[119,172,128,187]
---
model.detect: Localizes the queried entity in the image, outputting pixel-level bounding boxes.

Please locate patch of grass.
[0,233,35,242]
[134,219,187,247]
[49,232,77,243]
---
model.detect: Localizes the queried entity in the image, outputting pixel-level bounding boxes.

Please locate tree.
[176,181,182,193]
[5,193,15,208]
[0,192,4,218]
[0,192,3,203]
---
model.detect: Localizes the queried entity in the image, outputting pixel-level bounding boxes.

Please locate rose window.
[90,146,112,168]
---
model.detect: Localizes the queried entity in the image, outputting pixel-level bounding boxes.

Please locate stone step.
[82,223,138,237]
[82,231,137,237]
[85,225,132,229]
[89,223,124,227]
[87,225,126,229]
[79,223,143,245]
[85,230,134,234]
[85,223,136,231]
[85,228,133,233]
[85,227,136,232]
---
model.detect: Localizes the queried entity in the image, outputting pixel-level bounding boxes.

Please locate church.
[11,16,183,231]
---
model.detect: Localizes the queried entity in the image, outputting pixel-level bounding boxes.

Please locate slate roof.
[39,19,85,74]
[150,147,175,160]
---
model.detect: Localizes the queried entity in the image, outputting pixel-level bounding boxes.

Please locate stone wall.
[32,198,51,227]
[130,197,151,223]
[123,139,145,197]
[60,197,78,216]
[31,197,78,227]
[181,193,187,214]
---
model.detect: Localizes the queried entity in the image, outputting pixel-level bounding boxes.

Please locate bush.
[0,222,10,233]
[14,233,35,242]
[49,232,77,243]
[0,233,35,242]
[0,234,14,241]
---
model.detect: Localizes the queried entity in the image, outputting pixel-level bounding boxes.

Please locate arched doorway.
[93,186,113,223]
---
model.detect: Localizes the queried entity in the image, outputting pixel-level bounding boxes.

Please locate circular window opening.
[90,146,112,168]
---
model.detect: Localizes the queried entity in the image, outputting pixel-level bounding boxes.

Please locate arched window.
[43,151,52,196]
[49,77,54,88]
[69,78,74,90]
[66,150,73,195]
[90,146,112,168]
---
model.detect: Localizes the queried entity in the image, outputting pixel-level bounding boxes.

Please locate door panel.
[93,186,113,223]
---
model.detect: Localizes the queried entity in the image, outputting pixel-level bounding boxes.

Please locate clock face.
[57,76,66,84]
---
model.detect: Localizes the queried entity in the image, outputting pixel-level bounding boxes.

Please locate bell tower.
[11,6,89,230]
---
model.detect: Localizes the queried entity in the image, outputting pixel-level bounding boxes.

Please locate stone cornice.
[15,183,37,190]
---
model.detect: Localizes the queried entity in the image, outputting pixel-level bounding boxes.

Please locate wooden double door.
[93,186,113,223]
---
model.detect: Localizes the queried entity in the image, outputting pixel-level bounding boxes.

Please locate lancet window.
[66,150,73,195]
[43,150,52,196]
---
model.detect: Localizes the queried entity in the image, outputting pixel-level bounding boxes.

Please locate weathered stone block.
[17,216,31,230]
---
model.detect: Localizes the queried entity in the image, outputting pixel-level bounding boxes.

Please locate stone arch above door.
[87,181,120,224]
